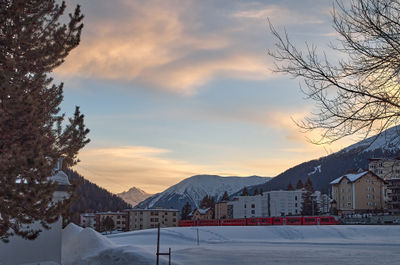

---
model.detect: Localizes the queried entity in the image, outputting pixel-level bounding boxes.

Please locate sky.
[54,0,356,194]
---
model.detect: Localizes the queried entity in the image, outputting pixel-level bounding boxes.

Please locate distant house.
[330,170,385,214]
[192,208,213,220]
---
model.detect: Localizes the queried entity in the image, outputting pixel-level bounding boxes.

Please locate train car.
[246,218,260,226]
[220,218,246,226]
[302,217,318,225]
[319,216,339,225]
[178,220,195,227]
[285,217,302,225]
[271,217,284,225]
[197,219,220,226]
[259,218,273,226]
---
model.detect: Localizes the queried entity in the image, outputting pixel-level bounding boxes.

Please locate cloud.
[55,0,326,95]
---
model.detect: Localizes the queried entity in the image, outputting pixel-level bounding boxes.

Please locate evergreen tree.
[305,178,314,192]
[200,195,216,218]
[296,180,304,190]
[241,186,249,196]
[102,216,115,234]
[253,188,260,196]
[180,202,192,220]
[287,183,294,191]
[0,1,89,242]
[221,191,229,202]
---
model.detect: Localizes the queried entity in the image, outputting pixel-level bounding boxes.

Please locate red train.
[179,216,338,227]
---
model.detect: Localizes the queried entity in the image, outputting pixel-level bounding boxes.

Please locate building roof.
[330,171,384,185]
[195,208,211,215]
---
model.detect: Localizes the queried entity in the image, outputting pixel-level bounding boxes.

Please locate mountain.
[65,170,132,223]
[245,125,400,195]
[117,187,152,206]
[135,175,270,211]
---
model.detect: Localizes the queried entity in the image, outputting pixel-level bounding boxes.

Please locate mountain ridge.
[135,174,270,211]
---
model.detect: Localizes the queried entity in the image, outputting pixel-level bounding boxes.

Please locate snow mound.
[62,222,83,247]
[62,227,115,264]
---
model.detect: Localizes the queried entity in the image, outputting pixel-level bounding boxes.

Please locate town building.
[330,171,385,214]
[192,208,213,220]
[80,213,96,229]
[265,190,304,216]
[126,208,179,231]
[227,190,305,218]
[95,212,129,232]
[228,194,267,218]
[215,201,228,219]
[368,158,400,214]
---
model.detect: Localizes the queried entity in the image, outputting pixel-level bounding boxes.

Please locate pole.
[168,248,171,265]
[156,223,160,265]
[196,228,199,246]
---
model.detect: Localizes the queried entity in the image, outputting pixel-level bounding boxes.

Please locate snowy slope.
[340,125,400,153]
[117,187,152,207]
[136,175,270,210]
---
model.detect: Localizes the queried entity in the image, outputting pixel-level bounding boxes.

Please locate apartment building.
[227,190,305,218]
[126,209,179,231]
[265,190,304,216]
[369,158,400,213]
[95,212,128,232]
[228,194,267,218]
[330,171,385,214]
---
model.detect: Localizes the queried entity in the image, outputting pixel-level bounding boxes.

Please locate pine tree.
[287,183,294,191]
[221,191,229,202]
[102,216,115,234]
[253,188,259,196]
[241,186,249,196]
[305,178,314,192]
[0,1,89,242]
[296,180,304,190]
[180,202,192,220]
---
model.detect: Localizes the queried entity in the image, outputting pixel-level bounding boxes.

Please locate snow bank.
[62,225,115,264]
[62,224,161,265]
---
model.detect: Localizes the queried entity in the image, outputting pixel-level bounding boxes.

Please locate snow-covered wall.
[0,219,62,265]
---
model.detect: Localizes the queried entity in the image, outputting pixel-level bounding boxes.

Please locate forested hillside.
[65,170,132,223]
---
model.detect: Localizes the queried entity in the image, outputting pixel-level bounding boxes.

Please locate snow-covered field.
[63,224,400,265]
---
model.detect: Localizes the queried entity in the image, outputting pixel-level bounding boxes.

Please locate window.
[117,216,120,219]
[251,204,255,208]
[244,204,247,208]
[173,218,176,222]
[347,202,351,206]
[173,212,177,216]
[117,221,120,224]
[251,210,255,214]
[295,196,297,200]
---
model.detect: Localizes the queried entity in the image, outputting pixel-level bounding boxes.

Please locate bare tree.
[268,0,400,144]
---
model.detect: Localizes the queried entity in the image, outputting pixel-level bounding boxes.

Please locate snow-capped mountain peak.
[117,187,152,207]
[136,174,270,210]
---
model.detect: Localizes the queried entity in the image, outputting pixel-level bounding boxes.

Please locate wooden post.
[156,223,160,265]
[168,248,171,265]
[196,228,199,246]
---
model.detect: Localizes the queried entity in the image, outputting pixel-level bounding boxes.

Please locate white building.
[80,213,96,229]
[228,195,267,219]
[266,190,304,216]
[228,190,305,218]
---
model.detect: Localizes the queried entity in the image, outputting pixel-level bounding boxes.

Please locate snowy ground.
[63,224,400,265]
